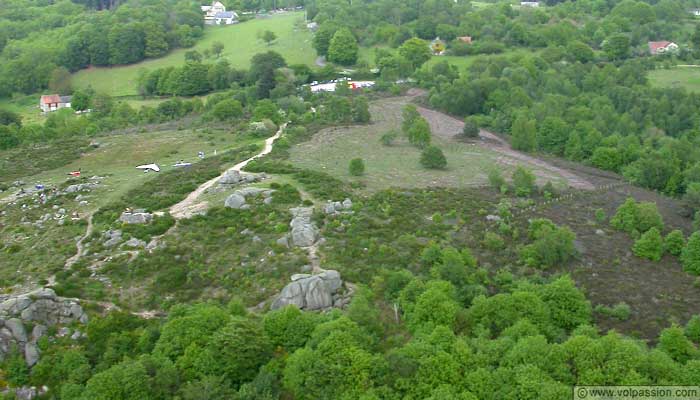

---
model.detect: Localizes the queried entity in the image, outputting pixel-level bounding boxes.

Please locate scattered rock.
[322,198,354,215]
[252,236,262,243]
[276,236,290,247]
[57,327,71,337]
[146,238,162,252]
[119,211,153,224]
[65,183,98,194]
[124,238,146,248]
[595,229,605,236]
[31,325,46,343]
[5,318,27,343]
[24,343,39,367]
[263,197,273,205]
[103,229,123,247]
[224,193,246,209]
[486,214,502,222]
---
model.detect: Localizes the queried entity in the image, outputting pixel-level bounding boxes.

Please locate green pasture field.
[71,12,315,97]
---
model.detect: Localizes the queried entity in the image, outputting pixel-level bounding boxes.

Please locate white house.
[690,8,700,16]
[520,1,540,7]
[39,94,71,113]
[648,41,679,55]
[201,1,238,25]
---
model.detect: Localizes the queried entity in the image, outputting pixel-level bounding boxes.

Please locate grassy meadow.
[289,97,567,192]
[648,66,700,92]
[0,128,260,207]
[71,12,315,97]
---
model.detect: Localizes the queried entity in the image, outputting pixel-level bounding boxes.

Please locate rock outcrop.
[64,182,99,194]
[0,288,88,366]
[119,210,153,224]
[218,170,264,185]
[103,229,123,247]
[289,207,318,247]
[271,270,350,311]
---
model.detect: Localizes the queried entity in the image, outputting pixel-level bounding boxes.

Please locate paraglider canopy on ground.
[136,163,160,172]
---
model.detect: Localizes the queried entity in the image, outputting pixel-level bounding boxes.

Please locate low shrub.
[512,167,536,197]
[519,218,576,269]
[349,158,365,176]
[483,232,505,251]
[664,229,686,257]
[632,227,664,261]
[420,146,447,170]
[595,302,631,321]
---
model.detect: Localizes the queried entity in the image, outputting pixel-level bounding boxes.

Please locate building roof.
[214,11,237,18]
[40,94,61,104]
[648,41,675,53]
[212,1,224,8]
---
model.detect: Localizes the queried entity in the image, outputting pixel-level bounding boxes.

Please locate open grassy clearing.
[0,128,260,208]
[289,96,569,192]
[71,12,314,97]
[0,95,47,125]
[648,66,700,92]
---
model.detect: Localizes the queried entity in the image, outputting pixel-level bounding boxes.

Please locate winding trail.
[64,213,94,269]
[169,123,288,219]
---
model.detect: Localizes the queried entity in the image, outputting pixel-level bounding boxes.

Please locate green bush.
[611,198,664,234]
[594,208,607,224]
[541,181,556,198]
[519,219,576,269]
[271,183,302,205]
[664,229,686,257]
[632,227,664,261]
[595,302,631,321]
[349,158,365,176]
[681,232,700,275]
[462,116,479,138]
[380,130,398,146]
[685,315,700,343]
[512,166,536,197]
[487,168,505,191]
[483,232,505,250]
[122,214,176,241]
[420,146,447,169]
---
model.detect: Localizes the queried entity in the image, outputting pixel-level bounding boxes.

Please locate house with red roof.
[40,94,72,113]
[648,41,679,55]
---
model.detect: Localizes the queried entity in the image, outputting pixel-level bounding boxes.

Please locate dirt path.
[64,213,94,269]
[415,105,595,190]
[169,123,287,219]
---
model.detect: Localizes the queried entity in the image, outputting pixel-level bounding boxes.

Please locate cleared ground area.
[290,96,590,192]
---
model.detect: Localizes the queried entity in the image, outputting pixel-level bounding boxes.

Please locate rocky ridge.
[0,288,88,366]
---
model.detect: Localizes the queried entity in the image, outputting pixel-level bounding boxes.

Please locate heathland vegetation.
[3,0,700,397]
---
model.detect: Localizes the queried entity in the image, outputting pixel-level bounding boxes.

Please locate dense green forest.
[0,0,205,96]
